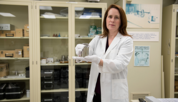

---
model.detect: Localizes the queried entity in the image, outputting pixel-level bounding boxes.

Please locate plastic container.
[26,90,30,98]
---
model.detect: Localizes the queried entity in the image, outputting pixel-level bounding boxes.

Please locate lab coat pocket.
[112,79,128,99]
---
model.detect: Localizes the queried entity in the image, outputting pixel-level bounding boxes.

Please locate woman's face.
[106,8,121,33]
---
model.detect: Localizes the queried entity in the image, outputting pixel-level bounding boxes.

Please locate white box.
[46,58,53,63]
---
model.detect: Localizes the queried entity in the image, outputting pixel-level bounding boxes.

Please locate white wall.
[126,0,163,100]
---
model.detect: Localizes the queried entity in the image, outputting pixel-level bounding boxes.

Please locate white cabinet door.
[35,1,72,102]
[71,3,107,102]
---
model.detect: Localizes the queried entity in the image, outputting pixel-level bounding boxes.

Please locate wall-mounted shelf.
[0,95,29,101]
[75,88,88,91]
[40,37,68,39]
[41,89,68,93]
[0,37,29,39]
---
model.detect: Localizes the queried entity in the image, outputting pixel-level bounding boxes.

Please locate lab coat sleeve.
[88,35,100,55]
[99,37,133,73]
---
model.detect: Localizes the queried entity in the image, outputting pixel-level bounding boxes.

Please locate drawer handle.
[44,85,53,88]
[44,76,53,79]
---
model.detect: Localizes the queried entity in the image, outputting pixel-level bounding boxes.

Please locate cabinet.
[34,1,107,102]
[162,4,178,98]
[0,1,107,102]
[0,1,33,102]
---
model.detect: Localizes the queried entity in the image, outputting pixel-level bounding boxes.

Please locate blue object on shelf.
[58,33,61,37]
[83,8,102,18]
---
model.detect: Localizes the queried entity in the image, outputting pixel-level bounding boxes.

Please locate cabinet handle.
[36,61,37,65]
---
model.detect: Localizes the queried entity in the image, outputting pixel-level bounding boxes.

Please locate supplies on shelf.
[41,66,68,90]
[0,47,28,58]
[0,82,26,100]
[23,46,29,58]
[88,24,101,37]
[0,63,9,77]
[24,24,29,37]
[0,24,29,37]
[0,50,15,58]
[175,81,178,92]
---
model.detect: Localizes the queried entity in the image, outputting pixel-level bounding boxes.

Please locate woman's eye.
[115,16,119,19]
[109,16,112,18]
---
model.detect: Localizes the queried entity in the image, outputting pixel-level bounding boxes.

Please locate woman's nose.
[111,17,114,22]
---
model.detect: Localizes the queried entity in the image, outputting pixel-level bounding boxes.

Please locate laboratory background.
[0,0,177,102]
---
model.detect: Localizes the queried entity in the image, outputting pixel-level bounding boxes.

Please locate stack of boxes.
[0,46,29,58]
[0,24,29,58]
[0,24,29,37]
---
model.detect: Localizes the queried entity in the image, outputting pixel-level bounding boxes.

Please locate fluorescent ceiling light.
[42,14,56,19]
[75,7,84,11]
[40,6,52,10]
[0,12,15,17]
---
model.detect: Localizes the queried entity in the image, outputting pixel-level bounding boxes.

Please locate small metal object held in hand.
[77,43,89,63]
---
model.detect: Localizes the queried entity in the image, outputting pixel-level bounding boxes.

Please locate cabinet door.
[35,2,72,102]
[0,1,32,102]
[173,6,178,98]
[162,5,178,98]
[71,3,106,102]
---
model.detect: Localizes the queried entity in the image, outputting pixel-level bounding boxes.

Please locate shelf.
[0,78,29,81]
[0,95,29,101]
[175,56,178,58]
[40,16,68,19]
[0,37,29,39]
[75,17,101,20]
[41,63,68,66]
[176,37,178,39]
[0,58,29,60]
[40,16,101,20]
[40,37,68,39]
[175,74,178,76]
[75,37,94,39]
[175,92,178,94]
[41,89,68,93]
[75,88,88,91]
[75,63,91,65]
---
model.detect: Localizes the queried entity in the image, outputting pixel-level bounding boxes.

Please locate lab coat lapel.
[100,36,107,57]
[104,32,122,58]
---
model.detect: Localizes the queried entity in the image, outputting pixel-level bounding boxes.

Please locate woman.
[73,4,133,102]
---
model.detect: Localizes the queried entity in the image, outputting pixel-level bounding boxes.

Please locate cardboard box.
[0,50,15,58]
[11,31,16,37]
[0,31,11,37]
[24,24,29,37]
[0,63,9,77]
[23,46,29,57]
[14,49,22,58]
[15,29,23,37]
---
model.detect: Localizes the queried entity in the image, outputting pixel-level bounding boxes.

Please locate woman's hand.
[84,55,101,64]
[75,44,85,56]
[73,55,103,66]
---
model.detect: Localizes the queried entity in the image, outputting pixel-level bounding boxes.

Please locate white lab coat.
[87,32,133,102]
